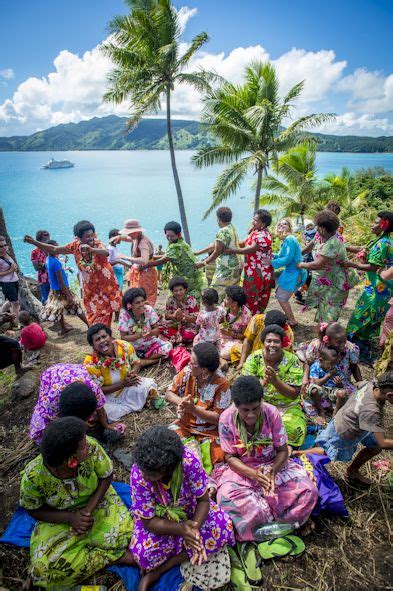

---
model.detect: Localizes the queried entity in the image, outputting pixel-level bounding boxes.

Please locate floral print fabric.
[304,338,360,395]
[243,229,273,314]
[165,239,207,300]
[211,224,242,297]
[219,305,252,360]
[118,304,172,358]
[194,306,226,347]
[19,437,133,587]
[129,447,235,570]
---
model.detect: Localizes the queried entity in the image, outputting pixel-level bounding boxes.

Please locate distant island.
[0,115,392,153]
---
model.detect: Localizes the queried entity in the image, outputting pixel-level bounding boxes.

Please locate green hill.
[0,115,392,152]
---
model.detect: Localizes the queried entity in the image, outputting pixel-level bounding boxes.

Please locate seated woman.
[214,376,318,542]
[242,324,306,448]
[219,285,252,368]
[129,426,235,591]
[232,309,294,370]
[20,417,134,590]
[118,288,172,366]
[84,323,159,422]
[161,276,199,345]
[29,363,118,444]
[166,343,231,470]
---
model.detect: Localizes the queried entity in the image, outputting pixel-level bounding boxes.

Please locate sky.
[0,0,392,137]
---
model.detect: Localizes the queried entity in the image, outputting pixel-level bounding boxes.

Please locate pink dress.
[193,306,226,348]
[213,403,318,541]
[219,305,252,360]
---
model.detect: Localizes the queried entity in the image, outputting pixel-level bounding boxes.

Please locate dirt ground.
[0,287,392,591]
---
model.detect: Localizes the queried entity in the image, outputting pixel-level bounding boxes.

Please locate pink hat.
[119,219,145,236]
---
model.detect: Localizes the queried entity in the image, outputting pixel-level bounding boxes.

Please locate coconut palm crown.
[193,61,334,218]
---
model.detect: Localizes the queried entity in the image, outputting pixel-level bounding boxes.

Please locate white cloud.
[338,68,393,114]
[0,68,15,80]
[177,6,198,32]
[317,112,393,136]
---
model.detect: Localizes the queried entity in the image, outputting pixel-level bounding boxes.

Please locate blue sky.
[0,0,392,136]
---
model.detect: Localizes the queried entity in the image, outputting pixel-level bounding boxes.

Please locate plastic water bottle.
[254,521,299,541]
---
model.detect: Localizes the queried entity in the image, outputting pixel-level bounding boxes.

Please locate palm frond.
[203,157,254,218]
[177,32,209,67]
[192,145,244,168]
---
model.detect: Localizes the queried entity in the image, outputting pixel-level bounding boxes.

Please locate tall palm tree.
[193,61,334,218]
[319,167,368,217]
[261,142,319,226]
[101,0,211,244]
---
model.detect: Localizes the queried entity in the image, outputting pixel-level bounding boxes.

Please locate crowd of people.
[0,204,392,591]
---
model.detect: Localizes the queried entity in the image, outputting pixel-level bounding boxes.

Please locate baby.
[19,310,46,363]
[193,288,225,349]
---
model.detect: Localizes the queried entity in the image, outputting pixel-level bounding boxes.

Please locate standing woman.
[145,222,206,301]
[31,230,51,304]
[24,221,122,327]
[299,211,352,324]
[0,235,20,323]
[225,209,273,314]
[271,219,306,328]
[114,219,158,306]
[346,212,393,358]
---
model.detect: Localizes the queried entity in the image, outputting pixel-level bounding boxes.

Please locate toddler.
[193,288,225,349]
[19,310,46,362]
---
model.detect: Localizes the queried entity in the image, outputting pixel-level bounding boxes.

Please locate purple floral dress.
[29,364,106,444]
[129,447,235,571]
[213,403,318,541]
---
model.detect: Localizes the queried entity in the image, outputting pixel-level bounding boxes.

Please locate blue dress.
[272,235,307,293]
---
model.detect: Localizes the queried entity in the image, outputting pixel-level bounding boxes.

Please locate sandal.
[228,547,254,591]
[258,535,305,560]
[236,542,263,584]
[281,535,305,557]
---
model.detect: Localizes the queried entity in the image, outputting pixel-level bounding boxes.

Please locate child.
[18,310,46,362]
[299,371,393,485]
[193,288,225,349]
[41,241,88,336]
[108,229,126,289]
[305,346,348,424]
[154,244,164,286]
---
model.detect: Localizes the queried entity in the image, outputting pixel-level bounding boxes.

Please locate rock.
[113,448,134,471]
[11,372,39,399]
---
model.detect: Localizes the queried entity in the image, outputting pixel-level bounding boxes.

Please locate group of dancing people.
[0,205,392,590]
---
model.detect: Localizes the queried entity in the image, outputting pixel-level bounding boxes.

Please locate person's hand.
[123,373,141,387]
[109,235,122,245]
[255,466,275,495]
[333,376,343,386]
[297,262,305,269]
[300,379,309,395]
[174,309,183,321]
[265,365,279,385]
[182,520,203,553]
[179,395,196,414]
[10,263,18,272]
[80,244,92,253]
[190,545,208,566]
[341,259,354,268]
[23,235,34,244]
[195,261,205,269]
[236,361,244,371]
[68,510,94,535]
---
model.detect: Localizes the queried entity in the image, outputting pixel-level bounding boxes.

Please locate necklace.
[222,307,241,330]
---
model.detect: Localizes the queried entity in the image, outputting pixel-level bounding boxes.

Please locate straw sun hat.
[119,219,145,235]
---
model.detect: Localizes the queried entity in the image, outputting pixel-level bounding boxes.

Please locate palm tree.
[193,61,334,218]
[261,142,320,226]
[319,167,368,217]
[101,0,211,244]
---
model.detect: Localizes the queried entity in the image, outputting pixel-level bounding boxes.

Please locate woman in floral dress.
[20,417,134,589]
[161,276,199,344]
[129,426,235,591]
[195,207,242,300]
[219,285,252,366]
[226,209,273,314]
[166,343,232,468]
[213,376,318,542]
[299,210,353,323]
[346,212,393,358]
[118,288,172,365]
[25,221,122,327]
[242,324,306,448]
[84,324,158,422]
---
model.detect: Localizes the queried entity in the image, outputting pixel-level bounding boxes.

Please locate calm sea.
[1,150,392,275]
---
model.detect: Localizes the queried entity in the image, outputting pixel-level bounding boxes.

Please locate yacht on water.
[41,158,74,169]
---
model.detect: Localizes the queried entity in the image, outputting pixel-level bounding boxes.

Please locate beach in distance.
[1,149,393,275]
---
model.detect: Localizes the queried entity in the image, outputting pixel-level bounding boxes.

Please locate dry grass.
[0,287,392,590]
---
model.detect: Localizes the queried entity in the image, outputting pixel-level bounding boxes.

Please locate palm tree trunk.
[254,165,263,213]
[166,88,191,245]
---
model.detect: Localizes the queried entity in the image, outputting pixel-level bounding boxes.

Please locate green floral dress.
[242,350,306,447]
[211,223,242,298]
[347,234,393,341]
[19,437,134,588]
[306,235,350,322]
[165,238,207,300]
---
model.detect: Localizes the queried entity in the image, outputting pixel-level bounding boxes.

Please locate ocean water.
[1,150,392,276]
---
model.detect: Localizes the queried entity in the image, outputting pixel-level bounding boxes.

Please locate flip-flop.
[236,542,263,584]
[281,535,305,557]
[257,537,292,560]
[227,547,254,591]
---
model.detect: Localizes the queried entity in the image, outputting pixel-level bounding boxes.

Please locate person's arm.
[119,330,142,343]
[0,264,18,277]
[298,254,331,271]
[81,244,109,257]
[350,363,362,382]
[270,445,289,475]
[83,474,112,514]
[237,338,253,370]
[311,370,336,386]
[177,397,220,425]
[345,260,380,272]
[372,432,393,449]
[194,244,214,256]
[346,245,363,254]
[199,240,225,266]
[301,240,315,256]
[266,366,301,399]
[380,267,393,281]
[165,389,183,406]
[226,242,259,255]
[56,269,74,303]
[125,244,151,266]
[32,260,46,273]
[144,255,169,269]
[24,235,68,255]
[271,239,294,269]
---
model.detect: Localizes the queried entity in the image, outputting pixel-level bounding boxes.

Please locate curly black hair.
[255,209,272,227]
[231,375,264,406]
[377,211,393,232]
[73,220,95,239]
[314,210,340,234]
[193,342,220,373]
[168,276,188,291]
[35,230,50,241]
[41,417,87,467]
[318,346,339,363]
[133,426,183,475]
[58,383,97,420]
[265,309,287,328]
[87,323,112,346]
[261,323,285,343]
[108,228,120,239]
[225,285,247,307]
[164,221,182,235]
[377,371,393,390]
[216,207,232,223]
[326,201,341,216]
[201,287,219,306]
[122,287,146,309]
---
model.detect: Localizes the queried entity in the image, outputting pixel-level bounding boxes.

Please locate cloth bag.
[180,546,231,590]
[168,346,191,372]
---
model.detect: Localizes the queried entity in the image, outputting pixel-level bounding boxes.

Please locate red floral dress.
[243,229,273,314]
[65,238,122,326]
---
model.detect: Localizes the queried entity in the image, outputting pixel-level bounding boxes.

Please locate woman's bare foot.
[138,569,160,591]
[115,548,137,566]
[300,517,315,536]
[347,469,373,486]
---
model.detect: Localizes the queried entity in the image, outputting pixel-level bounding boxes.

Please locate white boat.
[41,158,74,169]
